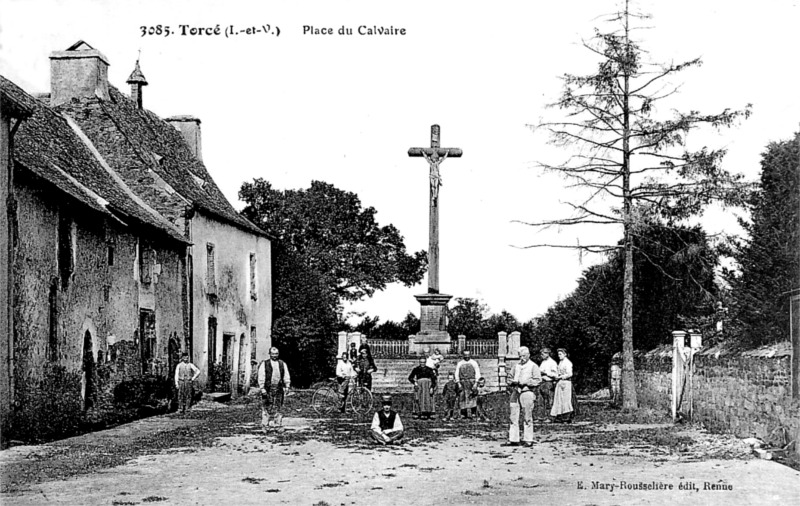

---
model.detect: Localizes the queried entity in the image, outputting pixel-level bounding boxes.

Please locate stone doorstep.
[753,447,788,460]
[204,392,232,403]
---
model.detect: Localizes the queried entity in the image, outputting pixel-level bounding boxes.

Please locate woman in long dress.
[408,358,437,419]
[550,348,578,423]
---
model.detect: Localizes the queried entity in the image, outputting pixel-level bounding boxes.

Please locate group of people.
[171,346,293,433]
[336,336,378,411]
[407,348,492,421]
[173,342,578,447]
[503,346,578,447]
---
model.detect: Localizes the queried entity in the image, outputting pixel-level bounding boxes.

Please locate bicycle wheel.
[349,386,373,414]
[312,386,340,415]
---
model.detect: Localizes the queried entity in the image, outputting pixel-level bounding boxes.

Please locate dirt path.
[1,396,798,505]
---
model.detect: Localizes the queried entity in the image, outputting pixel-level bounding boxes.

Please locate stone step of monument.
[371,357,510,392]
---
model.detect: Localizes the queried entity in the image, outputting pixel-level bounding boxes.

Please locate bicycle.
[311,376,373,415]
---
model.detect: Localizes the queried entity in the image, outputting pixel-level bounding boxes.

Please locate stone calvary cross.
[408,124,462,295]
[407,125,462,346]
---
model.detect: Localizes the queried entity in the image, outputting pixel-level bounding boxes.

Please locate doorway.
[81,330,93,410]
[222,333,234,393]
[207,317,217,374]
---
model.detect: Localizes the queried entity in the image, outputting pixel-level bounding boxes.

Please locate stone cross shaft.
[408,124,462,294]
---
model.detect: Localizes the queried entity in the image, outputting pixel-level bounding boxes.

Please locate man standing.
[174,353,200,414]
[538,348,558,421]
[355,348,377,391]
[503,346,541,447]
[348,341,359,362]
[358,335,376,370]
[455,349,481,419]
[258,347,291,431]
[336,351,357,412]
[369,395,404,445]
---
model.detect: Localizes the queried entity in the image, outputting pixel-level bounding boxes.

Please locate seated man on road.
[336,351,357,412]
[369,395,404,445]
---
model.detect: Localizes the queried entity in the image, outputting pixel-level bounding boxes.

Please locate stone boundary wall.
[632,342,799,457]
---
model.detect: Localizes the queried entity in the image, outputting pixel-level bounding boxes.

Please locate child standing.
[476,377,491,421]
[441,372,459,421]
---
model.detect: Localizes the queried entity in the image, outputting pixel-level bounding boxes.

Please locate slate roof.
[1,74,189,244]
[54,85,269,238]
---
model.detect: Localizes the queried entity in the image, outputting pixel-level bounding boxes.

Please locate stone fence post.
[337,331,348,357]
[408,334,416,355]
[498,331,508,357]
[671,330,687,422]
[457,334,466,354]
[508,331,520,357]
[497,331,508,391]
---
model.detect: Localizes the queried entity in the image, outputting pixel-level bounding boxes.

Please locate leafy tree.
[352,315,381,336]
[484,310,521,339]
[447,298,489,338]
[240,179,427,301]
[349,312,421,340]
[399,312,421,337]
[239,179,427,385]
[531,222,719,392]
[268,244,340,387]
[524,0,749,408]
[725,134,800,346]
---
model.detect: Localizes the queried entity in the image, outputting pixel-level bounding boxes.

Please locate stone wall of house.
[8,171,187,440]
[190,211,271,393]
[631,342,799,458]
[0,100,13,439]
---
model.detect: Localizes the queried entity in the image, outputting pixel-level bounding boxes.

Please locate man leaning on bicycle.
[336,351,357,412]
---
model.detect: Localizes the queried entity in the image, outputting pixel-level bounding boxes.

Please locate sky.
[1,0,798,324]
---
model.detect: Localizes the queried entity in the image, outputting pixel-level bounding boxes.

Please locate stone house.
[1,74,190,440]
[1,40,273,440]
[48,41,272,393]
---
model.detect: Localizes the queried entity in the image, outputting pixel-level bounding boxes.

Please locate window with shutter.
[206,243,216,295]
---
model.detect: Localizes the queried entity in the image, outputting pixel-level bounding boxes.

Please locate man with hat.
[369,395,404,445]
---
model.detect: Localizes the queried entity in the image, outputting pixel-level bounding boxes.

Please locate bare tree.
[523,0,750,409]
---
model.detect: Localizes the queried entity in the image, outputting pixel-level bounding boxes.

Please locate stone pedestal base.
[410,293,452,354]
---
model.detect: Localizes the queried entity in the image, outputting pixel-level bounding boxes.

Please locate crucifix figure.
[408,124,462,294]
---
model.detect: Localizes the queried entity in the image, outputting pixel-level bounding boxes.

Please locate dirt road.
[1,394,798,505]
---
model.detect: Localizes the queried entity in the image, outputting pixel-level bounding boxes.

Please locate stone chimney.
[166,116,202,161]
[49,40,110,107]
[126,59,148,109]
